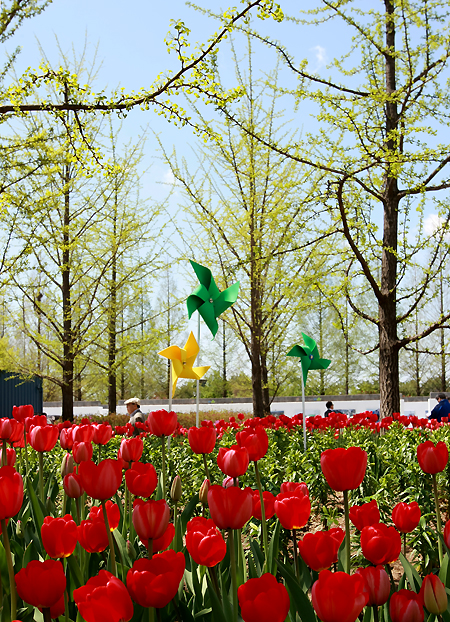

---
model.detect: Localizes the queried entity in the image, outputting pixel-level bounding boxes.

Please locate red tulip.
[41,515,77,558]
[188,426,216,454]
[63,472,84,499]
[15,560,66,608]
[26,415,47,431]
[78,459,122,500]
[77,517,109,553]
[0,447,16,467]
[252,490,275,521]
[147,409,178,437]
[274,491,311,530]
[417,441,448,474]
[61,453,74,478]
[93,423,113,445]
[349,499,380,531]
[238,573,290,622]
[0,418,23,443]
[140,522,176,553]
[360,523,402,565]
[217,445,249,477]
[89,501,120,531]
[72,423,95,443]
[59,427,73,450]
[186,517,227,567]
[236,426,268,461]
[320,446,367,491]
[207,485,253,530]
[392,502,421,533]
[12,404,33,423]
[355,565,390,606]
[74,570,133,622]
[390,590,424,622]
[132,498,170,541]
[125,461,158,498]
[120,437,143,463]
[444,519,450,549]
[0,466,23,519]
[311,569,369,622]
[127,550,185,608]
[280,481,309,497]
[420,574,447,614]
[298,528,345,572]
[73,441,93,464]
[29,424,59,452]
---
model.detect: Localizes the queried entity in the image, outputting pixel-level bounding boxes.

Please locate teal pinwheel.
[287,333,331,385]
[186,260,240,338]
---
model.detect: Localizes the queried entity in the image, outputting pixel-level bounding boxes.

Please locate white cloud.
[162,169,180,186]
[424,214,449,236]
[310,45,327,68]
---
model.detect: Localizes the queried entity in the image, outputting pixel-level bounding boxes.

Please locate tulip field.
[1,407,450,622]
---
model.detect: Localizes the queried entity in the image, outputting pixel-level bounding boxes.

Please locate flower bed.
[0,405,449,621]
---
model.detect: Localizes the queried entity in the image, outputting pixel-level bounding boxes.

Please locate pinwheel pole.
[287,333,331,451]
[186,260,240,426]
[196,313,201,427]
[301,371,307,451]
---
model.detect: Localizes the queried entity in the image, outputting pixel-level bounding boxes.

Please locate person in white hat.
[124,397,145,436]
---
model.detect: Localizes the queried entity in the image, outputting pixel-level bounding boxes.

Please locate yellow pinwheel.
[158,332,210,398]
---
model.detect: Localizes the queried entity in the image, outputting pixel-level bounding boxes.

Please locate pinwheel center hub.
[309,354,314,360]
[209,298,213,304]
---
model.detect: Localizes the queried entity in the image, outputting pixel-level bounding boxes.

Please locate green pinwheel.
[186,260,240,338]
[287,333,331,385]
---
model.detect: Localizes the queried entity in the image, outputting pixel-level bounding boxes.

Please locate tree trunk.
[251,335,264,416]
[261,351,270,416]
[222,319,228,398]
[108,188,118,414]
[61,162,74,422]
[379,0,401,418]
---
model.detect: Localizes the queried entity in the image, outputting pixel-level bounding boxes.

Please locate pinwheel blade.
[158,332,210,396]
[214,281,240,317]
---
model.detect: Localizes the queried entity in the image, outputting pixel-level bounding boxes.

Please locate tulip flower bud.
[199,478,210,506]
[170,475,182,503]
[61,453,74,479]
[127,539,137,562]
[16,520,24,539]
[421,574,448,614]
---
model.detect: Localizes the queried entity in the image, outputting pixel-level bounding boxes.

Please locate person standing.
[124,397,145,436]
[428,393,450,423]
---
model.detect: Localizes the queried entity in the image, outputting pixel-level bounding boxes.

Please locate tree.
[161,43,328,416]
[225,0,450,416]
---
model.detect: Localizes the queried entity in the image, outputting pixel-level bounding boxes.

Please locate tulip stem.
[254,461,269,572]
[292,529,298,578]
[23,429,29,475]
[43,607,52,622]
[101,500,117,577]
[343,490,351,574]
[38,451,45,504]
[148,538,153,560]
[75,497,81,525]
[403,532,407,558]
[209,566,221,602]
[1,518,16,620]
[432,473,444,566]
[148,607,155,622]
[161,436,167,499]
[373,605,379,622]
[122,481,129,538]
[202,453,211,481]
[64,588,69,622]
[1,439,6,467]
[228,529,238,622]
